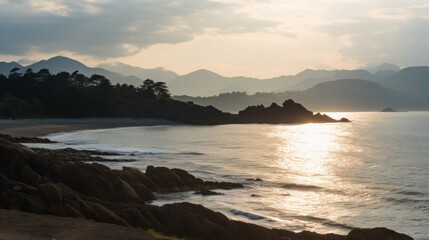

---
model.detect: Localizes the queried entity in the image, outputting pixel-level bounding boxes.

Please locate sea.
[26,112,429,239]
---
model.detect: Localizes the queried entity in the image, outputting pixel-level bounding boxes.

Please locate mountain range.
[1,56,428,111]
[0,56,143,86]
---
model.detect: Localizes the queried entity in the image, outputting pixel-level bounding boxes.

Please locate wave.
[396,190,427,196]
[291,214,354,230]
[25,142,171,156]
[382,196,429,205]
[229,209,265,220]
[176,152,205,156]
[281,183,322,191]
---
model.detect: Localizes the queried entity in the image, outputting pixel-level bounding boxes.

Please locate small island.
[380,107,398,112]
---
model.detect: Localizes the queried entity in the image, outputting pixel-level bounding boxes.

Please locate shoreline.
[0,118,179,137]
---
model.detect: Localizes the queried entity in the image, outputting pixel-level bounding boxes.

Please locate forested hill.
[0,68,233,124]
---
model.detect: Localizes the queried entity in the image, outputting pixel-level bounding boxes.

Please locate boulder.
[347,228,413,240]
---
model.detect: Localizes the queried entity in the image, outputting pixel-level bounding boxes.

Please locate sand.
[0,209,161,240]
[0,118,179,137]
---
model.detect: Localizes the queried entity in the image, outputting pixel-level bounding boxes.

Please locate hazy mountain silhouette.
[169,67,400,97]
[166,68,380,96]
[0,56,143,86]
[367,63,401,73]
[97,62,178,83]
[167,69,299,96]
[175,79,425,112]
[0,61,23,75]
[295,79,423,111]
[278,69,397,91]
[382,66,429,101]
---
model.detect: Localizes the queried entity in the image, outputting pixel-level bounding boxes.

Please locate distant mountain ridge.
[97,62,179,83]
[1,56,407,97]
[381,66,429,101]
[175,79,427,112]
[0,56,143,86]
[0,61,22,74]
[366,63,401,73]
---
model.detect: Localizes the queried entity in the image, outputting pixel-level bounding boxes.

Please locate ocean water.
[31,112,429,239]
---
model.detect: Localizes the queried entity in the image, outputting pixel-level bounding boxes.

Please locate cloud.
[0,0,277,58]
[321,3,429,66]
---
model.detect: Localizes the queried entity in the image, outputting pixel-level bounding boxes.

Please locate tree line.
[0,68,172,118]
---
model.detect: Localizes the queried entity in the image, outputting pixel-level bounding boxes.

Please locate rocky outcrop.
[347,228,413,240]
[0,136,412,240]
[0,134,56,143]
[238,99,350,123]
[33,147,134,162]
[144,166,242,193]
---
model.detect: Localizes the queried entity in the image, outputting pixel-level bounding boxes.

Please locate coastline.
[0,118,179,137]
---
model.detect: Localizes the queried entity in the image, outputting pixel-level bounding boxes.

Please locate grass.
[145,229,187,240]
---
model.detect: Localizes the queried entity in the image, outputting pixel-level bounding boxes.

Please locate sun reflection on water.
[274,123,342,181]
[266,123,357,233]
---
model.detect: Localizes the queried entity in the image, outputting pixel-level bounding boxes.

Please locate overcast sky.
[0,0,428,77]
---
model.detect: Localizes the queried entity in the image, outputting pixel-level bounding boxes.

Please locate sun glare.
[275,123,341,181]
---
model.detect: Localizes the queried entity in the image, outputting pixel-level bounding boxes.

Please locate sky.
[0,0,428,78]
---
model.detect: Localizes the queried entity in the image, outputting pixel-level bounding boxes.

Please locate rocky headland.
[237,99,349,124]
[0,135,412,240]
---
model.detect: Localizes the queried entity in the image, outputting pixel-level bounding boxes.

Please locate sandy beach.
[0,209,160,240]
[0,118,179,137]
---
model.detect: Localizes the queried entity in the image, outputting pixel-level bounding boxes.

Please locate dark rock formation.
[144,166,242,193]
[194,188,223,196]
[238,99,350,123]
[380,107,397,112]
[33,147,134,162]
[0,136,412,240]
[246,178,263,182]
[0,134,56,143]
[347,228,413,240]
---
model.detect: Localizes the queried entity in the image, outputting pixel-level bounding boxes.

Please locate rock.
[380,108,397,112]
[194,188,223,196]
[0,134,56,143]
[48,204,83,217]
[79,199,129,226]
[145,165,243,192]
[246,178,263,182]
[38,183,63,205]
[347,228,414,240]
[114,167,156,201]
[32,147,126,162]
[238,99,347,123]
[340,117,351,122]
[250,194,261,197]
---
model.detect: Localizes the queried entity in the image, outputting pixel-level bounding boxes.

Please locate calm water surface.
[34,112,429,239]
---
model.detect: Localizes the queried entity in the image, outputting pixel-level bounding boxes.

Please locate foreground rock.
[0,136,412,240]
[33,147,135,162]
[0,133,55,143]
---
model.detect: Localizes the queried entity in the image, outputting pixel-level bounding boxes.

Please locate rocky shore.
[0,135,412,240]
